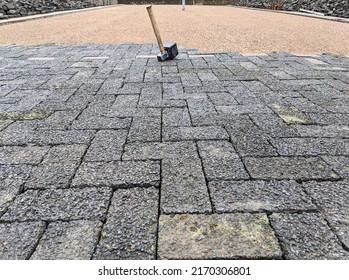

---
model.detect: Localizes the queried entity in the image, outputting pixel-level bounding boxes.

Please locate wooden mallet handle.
[146,5,165,54]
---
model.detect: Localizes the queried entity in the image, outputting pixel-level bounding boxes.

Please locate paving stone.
[209,180,316,213]
[31,220,102,260]
[36,110,80,130]
[128,115,161,142]
[28,130,95,145]
[123,141,197,160]
[93,187,158,260]
[0,121,38,145]
[270,213,348,260]
[161,158,211,214]
[1,187,112,222]
[250,114,299,137]
[84,130,127,162]
[108,95,139,117]
[163,126,229,141]
[197,140,249,180]
[0,146,49,165]
[163,107,191,127]
[186,96,218,125]
[97,78,124,94]
[0,164,32,215]
[207,92,238,106]
[72,161,160,188]
[244,157,339,180]
[158,213,282,259]
[322,156,349,179]
[269,103,313,124]
[72,115,131,130]
[225,115,277,156]
[241,81,270,92]
[272,138,349,156]
[0,110,52,121]
[294,125,349,138]
[0,222,46,260]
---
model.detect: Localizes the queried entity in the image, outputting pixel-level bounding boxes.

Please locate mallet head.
[157,43,178,61]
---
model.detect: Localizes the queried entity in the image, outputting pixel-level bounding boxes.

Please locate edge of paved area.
[0,5,122,26]
[228,5,349,24]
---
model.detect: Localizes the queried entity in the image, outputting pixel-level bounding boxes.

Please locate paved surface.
[1,5,349,55]
[0,43,349,260]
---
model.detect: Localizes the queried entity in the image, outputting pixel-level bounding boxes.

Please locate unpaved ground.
[0,5,348,55]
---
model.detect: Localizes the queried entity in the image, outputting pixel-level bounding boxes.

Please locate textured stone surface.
[94,187,158,260]
[0,146,48,165]
[0,222,46,260]
[209,180,316,213]
[163,126,229,141]
[1,187,112,222]
[270,213,349,260]
[158,213,282,259]
[31,220,102,260]
[244,157,339,180]
[72,161,160,188]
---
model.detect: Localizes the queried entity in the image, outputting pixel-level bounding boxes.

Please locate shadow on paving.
[0,43,349,260]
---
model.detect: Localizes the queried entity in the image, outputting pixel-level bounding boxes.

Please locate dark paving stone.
[128,115,161,142]
[31,220,102,260]
[93,187,158,260]
[1,187,112,222]
[163,126,229,141]
[270,213,349,259]
[72,161,160,188]
[0,164,32,215]
[209,180,316,213]
[0,222,46,260]
[0,146,49,165]
[244,157,339,180]
[158,213,282,259]
[161,157,211,214]
[197,140,249,181]
[84,130,127,162]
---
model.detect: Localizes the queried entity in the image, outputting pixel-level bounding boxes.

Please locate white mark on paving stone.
[136,55,157,58]
[81,56,109,60]
[304,58,328,65]
[28,57,55,61]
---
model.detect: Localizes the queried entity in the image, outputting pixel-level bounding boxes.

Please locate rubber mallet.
[146,5,178,61]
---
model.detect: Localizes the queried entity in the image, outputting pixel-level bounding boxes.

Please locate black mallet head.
[157,43,178,61]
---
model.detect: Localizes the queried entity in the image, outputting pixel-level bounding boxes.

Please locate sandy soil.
[0,5,348,55]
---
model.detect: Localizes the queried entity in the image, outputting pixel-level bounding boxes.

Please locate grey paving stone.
[216,104,272,115]
[269,103,313,124]
[209,180,316,213]
[108,95,139,117]
[97,78,124,94]
[0,146,49,165]
[0,120,13,132]
[128,115,161,142]
[31,220,102,260]
[84,130,127,162]
[0,164,32,215]
[28,130,95,145]
[36,110,81,130]
[272,138,349,156]
[241,81,270,92]
[225,115,277,156]
[161,158,211,214]
[163,107,191,127]
[1,187,112,222]
[93,187,158,260]
[294,125,349,138]
[163,126,229,141]
[158,213,282,259]
[207,92,238,106]
[0,222,46,260]
[123,141,197,160]
[250,113,299,138]
[72,115,131,130]
[72,161,160,188]
[322,156,349,179]
[270,213,348,259]
[197,140,249,180]
[244,157,339,180]
[0,120,38,145]
[186,96,218,125]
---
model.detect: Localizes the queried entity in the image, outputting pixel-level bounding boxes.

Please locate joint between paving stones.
[266,213,286,260]
[26,221,48,260]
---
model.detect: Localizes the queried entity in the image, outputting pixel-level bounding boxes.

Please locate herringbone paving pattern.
[0,44,348,259]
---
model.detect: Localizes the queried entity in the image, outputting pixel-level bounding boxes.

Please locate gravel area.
[0,5,348,55]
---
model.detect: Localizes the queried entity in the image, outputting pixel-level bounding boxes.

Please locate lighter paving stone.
[0,222,46,260]
[72,161,160,188]
[197,141,249,180]
[294,125,349,138]
[270,213,348,259]
[269,103,313,124]
[31,220,102,260]
[163,107,191,127]
[209,180,316,213]
[158,213,282,259]
[94,187,158,260]
[1,187,112,222]
[244,157,339,180]
[161,158,211,214]
[128,115,161,142]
